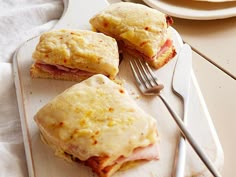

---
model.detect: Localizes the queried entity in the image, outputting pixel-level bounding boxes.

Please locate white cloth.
[0,0,64,63]
[0,0,64,176]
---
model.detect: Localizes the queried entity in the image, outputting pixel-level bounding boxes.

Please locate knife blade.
[172,43,192,177]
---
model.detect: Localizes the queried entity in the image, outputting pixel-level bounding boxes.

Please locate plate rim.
[143,0,236,20]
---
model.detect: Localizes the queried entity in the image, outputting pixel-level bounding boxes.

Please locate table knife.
[171,44,222,177]
[172,43,192,177]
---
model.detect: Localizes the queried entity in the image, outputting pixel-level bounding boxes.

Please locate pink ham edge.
[155,39,173,59]
[121,38,174,63]
[145,39,173,62]
[115,141,160,164]
[35,62,95,77]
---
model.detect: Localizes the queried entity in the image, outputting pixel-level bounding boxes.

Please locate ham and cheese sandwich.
[30,29,119,82]
[90,2,176,69]
[34,74,159,177]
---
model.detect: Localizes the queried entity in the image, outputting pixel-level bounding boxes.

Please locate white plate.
[13,0,223,177]
[143,0,236,20]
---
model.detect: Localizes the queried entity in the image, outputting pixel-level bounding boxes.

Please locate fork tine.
[137,58,162,88]
[139,58,164,92]
[129,60,147,92]
[130,58,164,95]
[136,58,154,87]
[144,61,160,86]
[130,59,155,89]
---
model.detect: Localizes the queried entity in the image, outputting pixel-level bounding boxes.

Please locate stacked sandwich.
[34,74,159,177]
[90,2,176,69]
[30,29,119,82]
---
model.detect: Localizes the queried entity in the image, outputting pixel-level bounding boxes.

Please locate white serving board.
[13,0,224,177]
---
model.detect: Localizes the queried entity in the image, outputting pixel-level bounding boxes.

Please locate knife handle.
[159,94,222,177]
[173,96,189,177]
[173,136,186,177]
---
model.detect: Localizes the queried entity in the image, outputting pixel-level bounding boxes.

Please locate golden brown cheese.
[89,2,176,69]
[34,74,159,177]
[34,74,158,161]
[31,29,119,80]
[90,2,167,59]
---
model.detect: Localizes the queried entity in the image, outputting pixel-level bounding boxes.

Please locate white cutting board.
[13,0,224,177]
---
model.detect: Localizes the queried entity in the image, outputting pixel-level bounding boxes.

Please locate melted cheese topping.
[90,2,168,58]
[34,74,158,162]
[32,29,119,78]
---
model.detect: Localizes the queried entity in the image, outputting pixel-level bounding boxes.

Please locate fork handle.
[159,94,222,177]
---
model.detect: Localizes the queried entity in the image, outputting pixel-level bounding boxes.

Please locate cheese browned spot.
[90,2,176,69]
[34,74,159,177]
[31,29,120,81]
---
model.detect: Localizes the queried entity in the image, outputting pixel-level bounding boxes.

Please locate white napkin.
[0,0,63,176]
[0,0,63,63]
[0,63,27,177]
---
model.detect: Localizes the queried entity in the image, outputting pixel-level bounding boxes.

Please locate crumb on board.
[128,88,141,100]
[113,78,141,100]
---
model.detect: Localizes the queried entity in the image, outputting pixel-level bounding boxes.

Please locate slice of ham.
[115,141,159,164]
[119,38,174,63]
[155,39,173,60]
[83,141,159,177]
[35,62,94,77]
[143,39,173,62]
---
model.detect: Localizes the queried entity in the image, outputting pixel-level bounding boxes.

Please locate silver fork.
[129,58,222,177]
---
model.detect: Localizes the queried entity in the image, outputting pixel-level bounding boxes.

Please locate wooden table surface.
[109,0,236,176]
[173,17,236,79]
